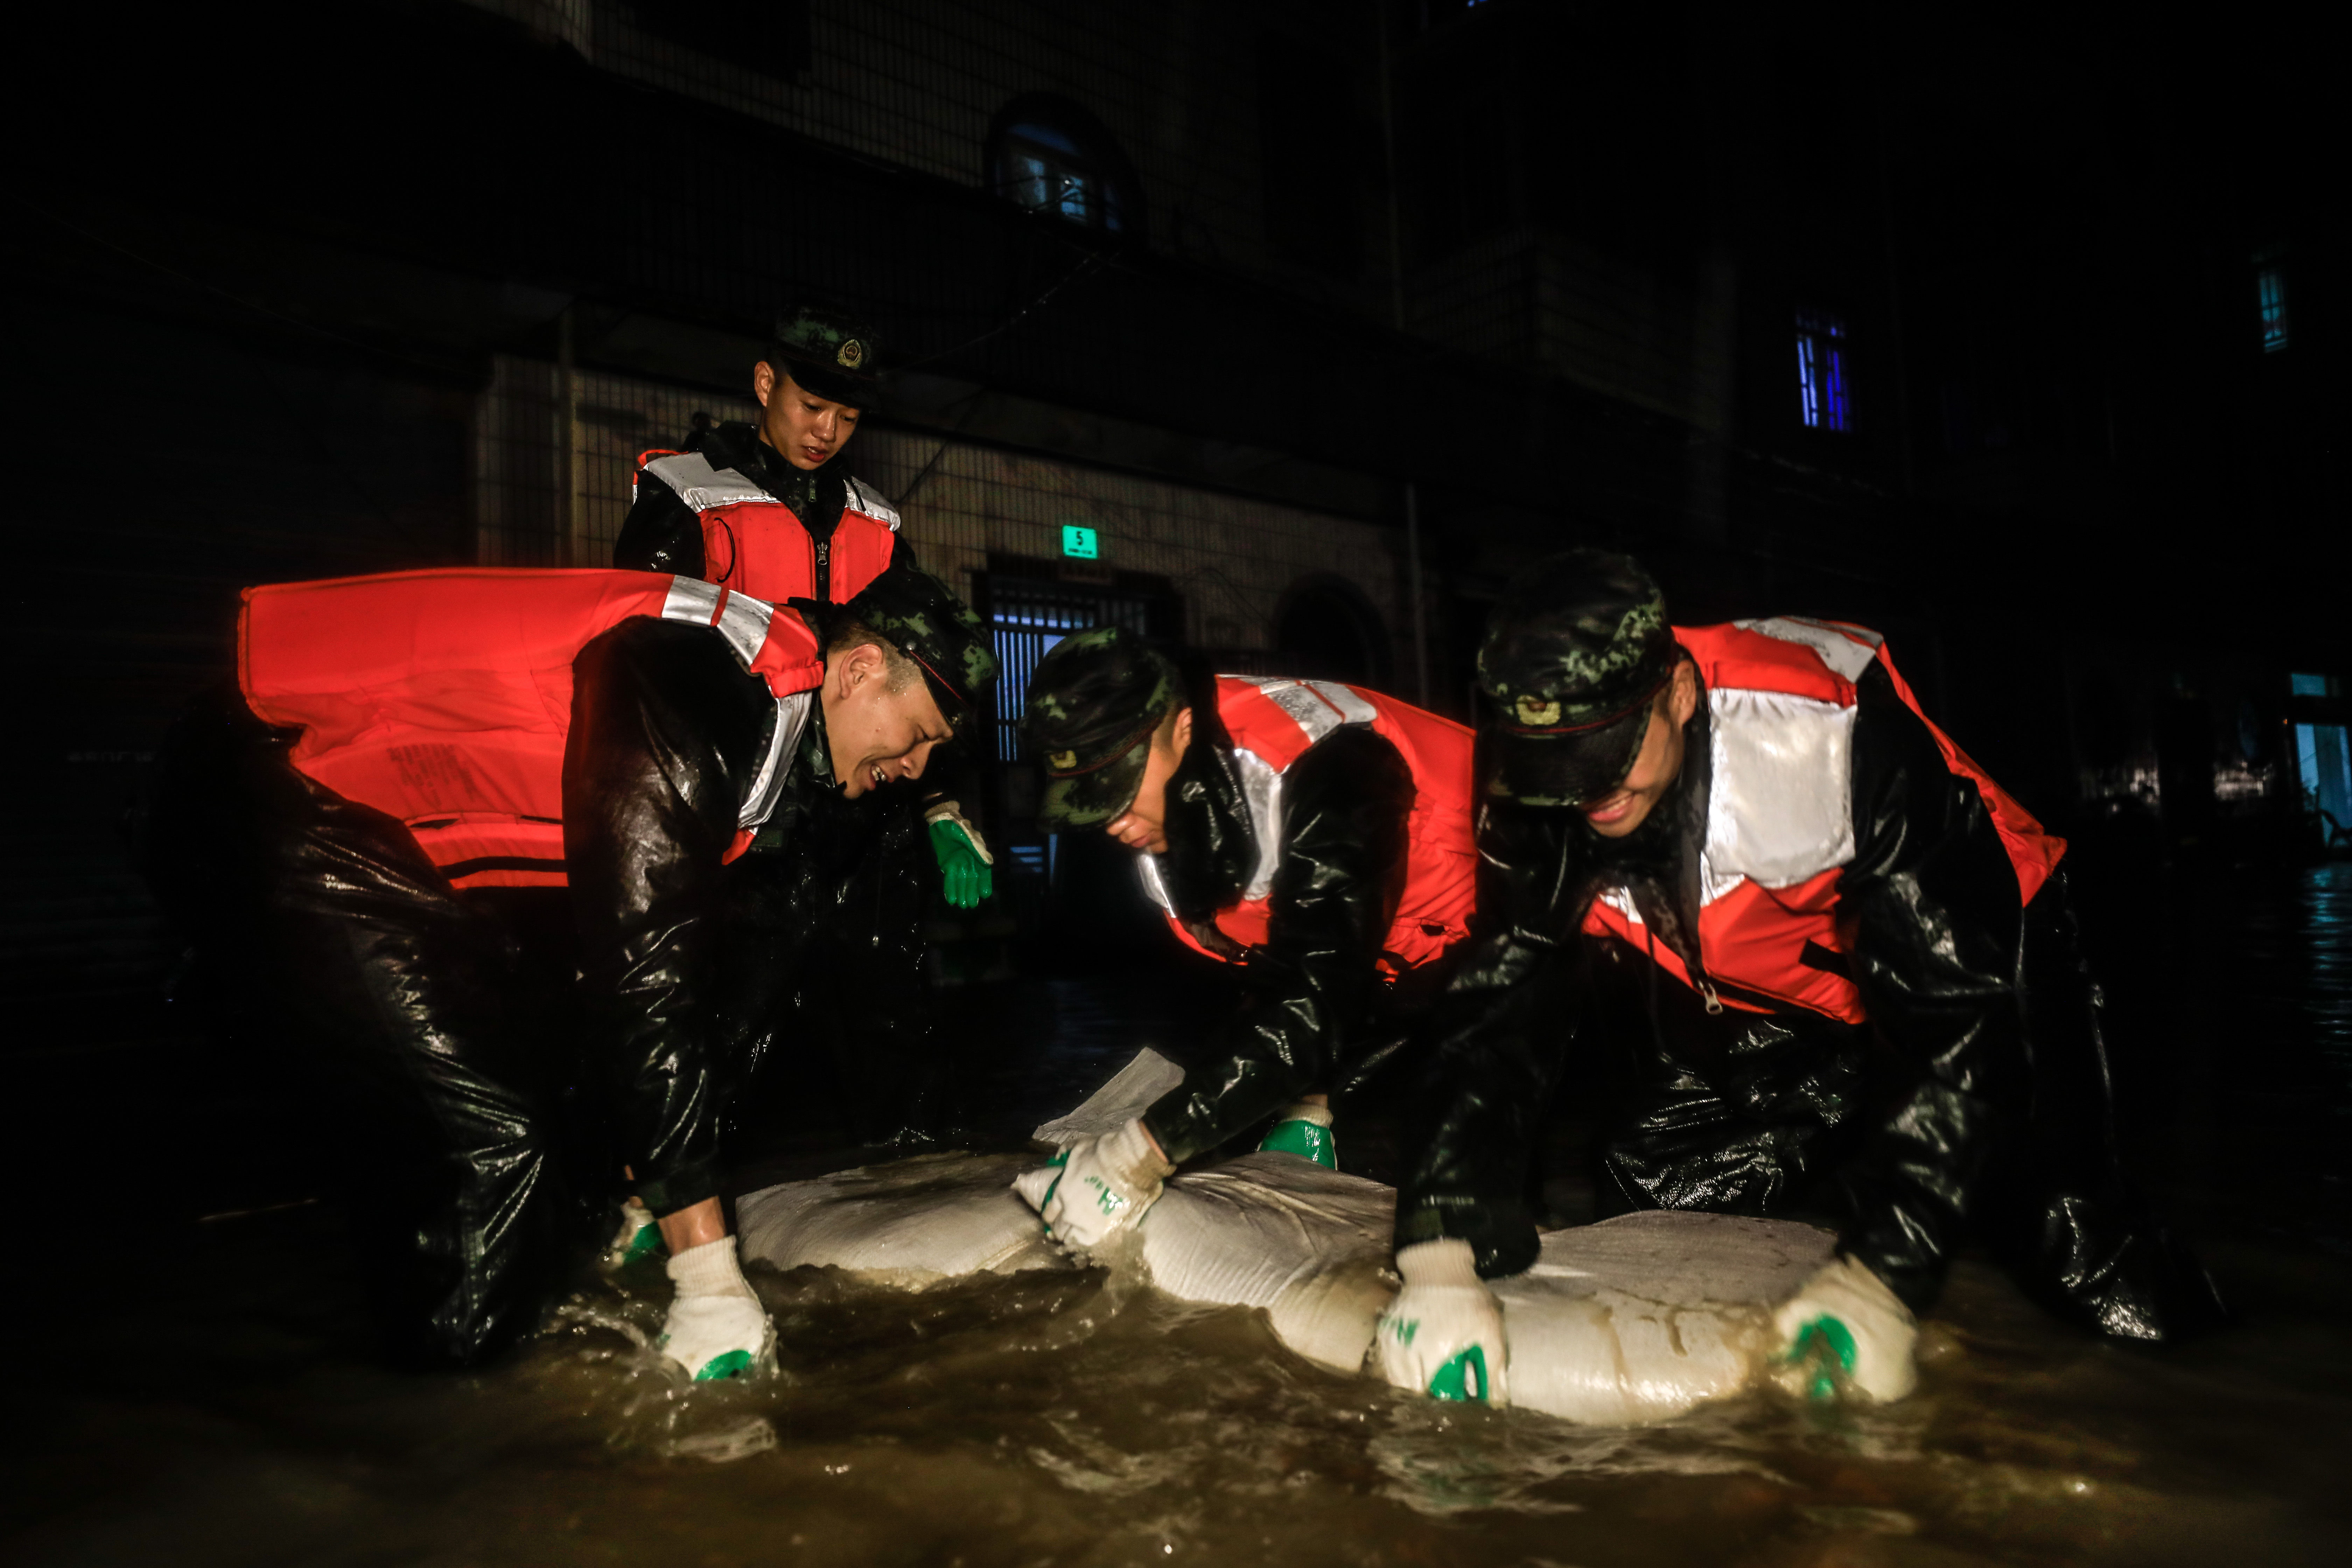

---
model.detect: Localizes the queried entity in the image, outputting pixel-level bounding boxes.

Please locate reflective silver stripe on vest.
[740,692,812,832]
[1226,674,1375,742]
[1136,746,1284,906]
[1232,747,1285,900]
[660,579,802,832]
[1700,686,1857,892]
[714,588,776,666]
[1137,851,1175,915]
[1731,616,1882,682]
[660,578,779,670]
[843,475,902,530]
[643,452,784,513]
[660,577,724,626]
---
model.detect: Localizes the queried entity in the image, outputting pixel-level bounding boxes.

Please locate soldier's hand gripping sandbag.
[659,1238,778,1381]
[1772,1255,1918,1403]
[1023,626,1469,1173]
[1013,1118,1176,1260]
[1377,1239,1511,1404]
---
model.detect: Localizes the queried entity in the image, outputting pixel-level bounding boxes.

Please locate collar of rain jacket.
[1153,673,1256,921]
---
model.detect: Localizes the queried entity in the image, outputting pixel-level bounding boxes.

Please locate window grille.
[986,578,1154,762]
[1796,310,1851,432]
[993,107,1134,234]
[2259,265,2289,353]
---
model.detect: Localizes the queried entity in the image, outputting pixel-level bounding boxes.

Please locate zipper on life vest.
[1697,978,1724,1015]
[814,536,829,601]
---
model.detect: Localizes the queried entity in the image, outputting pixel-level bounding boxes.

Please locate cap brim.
[1486,704,1651,807]
[776,355,879,407]
[1036,744,1151,831]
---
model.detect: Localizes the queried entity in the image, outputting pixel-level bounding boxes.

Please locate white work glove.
[1011,1118,1174,1260]
[657,1238,777,1382]
[1375,1239,1510,1405]
[1772,1255,1918,1403]
[600,1199,662,1270]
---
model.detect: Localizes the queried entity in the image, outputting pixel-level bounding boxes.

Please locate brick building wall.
[471,356,1411,672]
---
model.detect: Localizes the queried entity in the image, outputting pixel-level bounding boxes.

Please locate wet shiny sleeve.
[563,619,769,1217]
[613,471,706,578]
[1391,806,1575,1278]
[1141,728,1412,1163]
[1835,668,2029,1311]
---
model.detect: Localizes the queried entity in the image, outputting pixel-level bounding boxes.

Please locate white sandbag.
[737,1049,1840,1421]
[1029,1046,1186,1145]
[1137,1153,1398,1372]
[1493,1211,1837,1424]
[735,1153,1059,1289]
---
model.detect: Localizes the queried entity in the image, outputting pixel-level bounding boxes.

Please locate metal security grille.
[987,577,1153,762]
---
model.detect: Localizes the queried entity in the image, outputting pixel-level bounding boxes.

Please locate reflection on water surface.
[10,868,2352,1565]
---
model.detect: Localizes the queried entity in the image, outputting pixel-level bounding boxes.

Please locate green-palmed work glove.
[1772,1255,1918,1404]
[1010,1118,1174,1262]
[1376,1239,1510,1405]
[600,1199,663,1270]
[658,1238,777,1382]
[925,802,994,909]
[1257,1100,1338,1169]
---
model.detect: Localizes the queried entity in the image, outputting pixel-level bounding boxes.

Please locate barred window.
[1796,309,1851,433]
[989,98,1139,237]
[2258,261,2289,353]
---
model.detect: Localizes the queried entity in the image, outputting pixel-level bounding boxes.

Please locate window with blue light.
[2258,264,2289,353]
[989,102,1135,236]
[2291,673,2351,839]
[1796,310,1851,432]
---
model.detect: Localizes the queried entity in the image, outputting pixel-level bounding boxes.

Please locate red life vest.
[635,450,899,604]
[1139,676,1479,978]
[239,568,824,890]
[1579,616,2067,1023]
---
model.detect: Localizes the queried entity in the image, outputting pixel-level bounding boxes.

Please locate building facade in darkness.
[7,0,2337,1022]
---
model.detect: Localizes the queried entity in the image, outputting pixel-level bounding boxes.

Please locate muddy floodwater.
[12,856,2352,1566]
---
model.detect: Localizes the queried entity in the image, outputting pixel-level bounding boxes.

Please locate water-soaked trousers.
[144,694,947,1367]
[710,783,944,1154]
[1562,873,2227,1343]
[142,699,610,1369]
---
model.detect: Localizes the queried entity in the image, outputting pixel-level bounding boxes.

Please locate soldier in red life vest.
[1376,550,2227,1407]
[616,304,994,911]
[144,564,997,1377]
[1007,627,1478,1258]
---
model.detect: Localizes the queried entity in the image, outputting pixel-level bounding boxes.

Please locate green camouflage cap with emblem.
[1023,626,1183,831]
[830,565,999,733]
[769,303,883,408]
[1478,548,1679,807]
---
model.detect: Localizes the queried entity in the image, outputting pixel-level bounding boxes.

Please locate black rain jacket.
[1395,663,2227,1342]
[1140,674,1422,1163]
[142,616,930,1368]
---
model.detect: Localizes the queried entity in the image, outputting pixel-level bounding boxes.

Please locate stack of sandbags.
[733,1049,1836,1422]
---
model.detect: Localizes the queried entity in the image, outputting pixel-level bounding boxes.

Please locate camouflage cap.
[1023,626,1182,831]
[1477,549,1678,807]
[769,303,882,408]
[834,564,999,732]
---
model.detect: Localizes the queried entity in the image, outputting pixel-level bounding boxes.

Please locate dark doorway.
[1275,577,1392,687]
